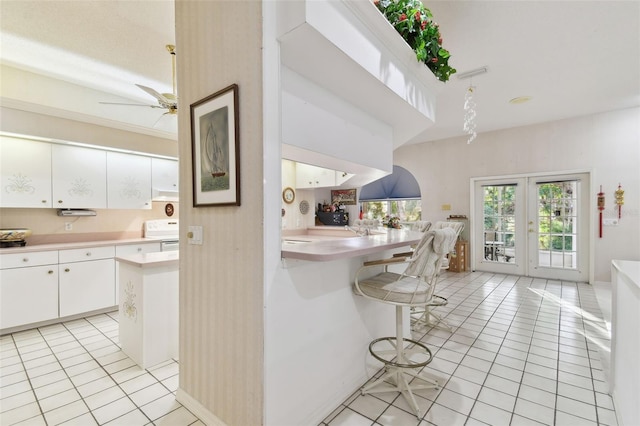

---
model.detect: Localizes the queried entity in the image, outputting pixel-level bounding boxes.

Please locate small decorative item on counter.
[385,216,402,229]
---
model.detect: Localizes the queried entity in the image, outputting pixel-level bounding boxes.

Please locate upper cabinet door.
[52,145,107,209]
[0,137,52,208]
[295,163,336,188]
[151,158,178,200]
[107,152,152,209]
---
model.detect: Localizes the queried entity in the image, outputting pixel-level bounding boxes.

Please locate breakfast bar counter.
[281,227,423,262]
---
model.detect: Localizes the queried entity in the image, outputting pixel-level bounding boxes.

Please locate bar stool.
[410,221,464,331]
[353,228,456,419]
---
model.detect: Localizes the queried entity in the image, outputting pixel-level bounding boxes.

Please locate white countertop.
[116,250,179,267]
[612,259,640,290]
[281,228,423,261]
[0,238,160,254]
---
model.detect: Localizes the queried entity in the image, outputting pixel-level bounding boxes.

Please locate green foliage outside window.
[362,200,422,223]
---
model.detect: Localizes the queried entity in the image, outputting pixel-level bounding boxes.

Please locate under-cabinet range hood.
[57,209,97,216]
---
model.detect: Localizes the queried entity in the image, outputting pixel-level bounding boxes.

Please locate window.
[361,199,422,223]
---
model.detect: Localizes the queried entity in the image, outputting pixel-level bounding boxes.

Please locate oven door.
[161,240,179,252]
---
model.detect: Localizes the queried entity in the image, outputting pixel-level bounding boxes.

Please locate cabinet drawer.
[115,242,161,256]
[59,246,115,263]
[0,251,58,269]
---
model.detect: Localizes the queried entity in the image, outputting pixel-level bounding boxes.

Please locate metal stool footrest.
[368,336,433,369]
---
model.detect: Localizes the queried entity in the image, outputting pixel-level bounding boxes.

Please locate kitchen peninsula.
[270,227,424,424]
[116,251,179,369]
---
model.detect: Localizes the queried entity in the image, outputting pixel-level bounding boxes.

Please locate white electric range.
[143,219,179,251]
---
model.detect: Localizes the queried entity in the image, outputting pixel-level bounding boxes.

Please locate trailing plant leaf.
[375,0,456,82]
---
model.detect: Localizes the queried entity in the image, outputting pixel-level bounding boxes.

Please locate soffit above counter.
[277,0,443,150]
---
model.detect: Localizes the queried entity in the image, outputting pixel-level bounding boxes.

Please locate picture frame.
[190,84,240,206]
[331,188,357,205]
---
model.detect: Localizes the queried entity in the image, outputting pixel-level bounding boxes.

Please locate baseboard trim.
[176,388,227,426]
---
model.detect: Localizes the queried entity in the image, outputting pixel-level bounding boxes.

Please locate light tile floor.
[0,311,202,426]
[321,271,618,426]
[1,271,617,426]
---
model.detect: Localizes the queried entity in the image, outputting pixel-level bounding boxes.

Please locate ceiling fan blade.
[152,110,176,128]
[99,101,164,108]
[136,84,171,104]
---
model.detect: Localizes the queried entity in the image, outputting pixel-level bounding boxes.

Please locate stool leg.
[361,306,439,420]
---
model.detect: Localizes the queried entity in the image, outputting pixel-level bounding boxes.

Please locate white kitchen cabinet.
[52,144,107,209]
[58,246,115,317]
[335,171,354,186]
[151,158,178,201]
[0,136,52,208]
[107,152,152,209]
[0,251,59,330]
[115,242,161,298]
[295,163,335,188]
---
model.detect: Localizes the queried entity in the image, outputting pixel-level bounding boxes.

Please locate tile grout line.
[454,274,541,426]
[59,316,158,425]
[7,332,49,426]
[77,316,192,425]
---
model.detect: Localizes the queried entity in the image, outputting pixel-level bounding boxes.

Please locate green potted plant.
[374,0,456,82]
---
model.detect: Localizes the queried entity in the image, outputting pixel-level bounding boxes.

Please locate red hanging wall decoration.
[614,183,624,219]
[597,185,605,238]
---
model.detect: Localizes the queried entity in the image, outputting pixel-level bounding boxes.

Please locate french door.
[472,172,589,282]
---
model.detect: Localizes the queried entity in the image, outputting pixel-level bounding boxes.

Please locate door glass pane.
[483,185,516,263]
[537,181,578,269]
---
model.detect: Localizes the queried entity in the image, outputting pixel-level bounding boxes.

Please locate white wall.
[175,1,264,425]
[394,108,640,282]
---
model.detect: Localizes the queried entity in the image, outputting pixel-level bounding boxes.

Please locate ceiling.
[1,1,638,145]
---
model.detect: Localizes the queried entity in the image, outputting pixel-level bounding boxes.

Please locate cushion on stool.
[357,272,432,304]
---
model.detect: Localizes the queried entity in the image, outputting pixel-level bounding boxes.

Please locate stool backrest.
[404,228,457,280]
[433,221,464,252]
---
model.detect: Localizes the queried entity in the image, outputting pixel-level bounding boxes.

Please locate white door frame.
[470,170,594,282]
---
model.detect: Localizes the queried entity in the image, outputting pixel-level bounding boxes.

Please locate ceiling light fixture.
[458,66,488,144]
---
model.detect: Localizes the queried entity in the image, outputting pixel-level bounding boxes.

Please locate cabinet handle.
[22,258,29,262]
[137,248,142,252]
[64,268,70,272]
[48,270,54,274]
[41,200,47,204]
[58,200,63,204]
[86,252,92,257]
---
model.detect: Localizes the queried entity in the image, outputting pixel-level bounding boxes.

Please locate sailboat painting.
[190,84,240,206]
[200,106,230,190]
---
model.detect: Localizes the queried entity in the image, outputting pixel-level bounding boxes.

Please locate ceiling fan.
[100,44,177,116]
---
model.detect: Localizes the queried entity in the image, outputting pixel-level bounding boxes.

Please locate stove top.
[0,240,27,248]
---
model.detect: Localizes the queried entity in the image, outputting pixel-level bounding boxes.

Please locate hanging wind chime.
[457,67,487,144]
[597,185,605,238]
[463,86,477,144]
[614,183,624,219]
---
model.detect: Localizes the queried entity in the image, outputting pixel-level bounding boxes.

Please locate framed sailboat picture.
[190,84,240,206]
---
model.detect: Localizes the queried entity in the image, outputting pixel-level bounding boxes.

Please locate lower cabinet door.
[0,265,59,329]
[59,259,115,317]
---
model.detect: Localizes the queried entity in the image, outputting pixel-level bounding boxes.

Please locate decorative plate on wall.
[282,187,295,204]
[299,200,310,215]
